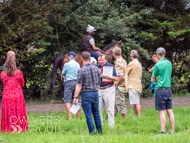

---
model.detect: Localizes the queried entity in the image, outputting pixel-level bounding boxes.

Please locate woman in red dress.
[1,56,29,133]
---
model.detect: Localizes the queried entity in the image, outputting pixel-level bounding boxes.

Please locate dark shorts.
[155,88,172,110]
[63,80,77,103]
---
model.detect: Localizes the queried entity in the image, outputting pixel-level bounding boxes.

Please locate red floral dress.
[1,70,29,133]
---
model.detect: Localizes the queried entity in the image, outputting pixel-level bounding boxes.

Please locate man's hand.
[151,76,159,82]
[100,74,107,78]
[73,98,78,105]
[115,83,119,88]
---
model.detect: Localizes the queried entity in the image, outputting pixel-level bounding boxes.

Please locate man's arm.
[149,66,154,73]
[92,45,100,51]
[100,74,118,81]
[115,75,124,88]
[151,65,158,82]
[73,84,82,104]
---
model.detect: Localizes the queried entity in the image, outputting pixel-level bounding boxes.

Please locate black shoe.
[159,131,166,134]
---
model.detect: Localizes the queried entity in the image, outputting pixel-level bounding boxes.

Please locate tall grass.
[0,107,189,143]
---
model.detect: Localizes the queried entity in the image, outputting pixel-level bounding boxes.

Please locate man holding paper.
[96,54,118,126]
[62,51,80,120]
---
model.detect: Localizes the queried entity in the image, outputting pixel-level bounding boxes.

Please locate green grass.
[0,107,190,143]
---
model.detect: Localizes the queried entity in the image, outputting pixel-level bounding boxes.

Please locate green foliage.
[0,0,189,99]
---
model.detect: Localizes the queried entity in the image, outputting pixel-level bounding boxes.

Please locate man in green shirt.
[151,47,175,134]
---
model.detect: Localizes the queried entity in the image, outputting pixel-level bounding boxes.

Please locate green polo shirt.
[152,58,172,89]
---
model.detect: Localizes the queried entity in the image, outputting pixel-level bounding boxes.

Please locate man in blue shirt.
[62,51,80,120]
[96,54,118,126]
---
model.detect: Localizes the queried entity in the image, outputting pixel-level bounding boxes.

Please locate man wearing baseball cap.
[151,47,175,134]
[62,51,80,120]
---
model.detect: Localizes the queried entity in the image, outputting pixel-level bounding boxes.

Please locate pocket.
[82,92,91,104]
[94,93,99,104]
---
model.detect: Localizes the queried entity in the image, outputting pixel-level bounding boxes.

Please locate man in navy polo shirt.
[151,47,175,134]
[96,54,118,126]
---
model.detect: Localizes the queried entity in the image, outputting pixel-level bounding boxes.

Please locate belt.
[157,87,171,90]
[99,84,114,90]
[66,80,77,83]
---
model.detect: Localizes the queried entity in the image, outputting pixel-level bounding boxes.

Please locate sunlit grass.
[0,107,189,143]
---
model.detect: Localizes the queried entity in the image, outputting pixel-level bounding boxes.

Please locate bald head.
[7,51,15,58]
[113,47,121,56]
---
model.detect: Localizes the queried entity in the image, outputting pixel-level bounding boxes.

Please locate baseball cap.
[68,51,75,57]
[155,47,166,54]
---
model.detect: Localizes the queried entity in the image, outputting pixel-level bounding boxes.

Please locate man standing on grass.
[96,54,118,126]
[73,51,102,134]
[151,47,175,134]
[62,51,80,120]
[126,50,142,116]
[113,47,128,120]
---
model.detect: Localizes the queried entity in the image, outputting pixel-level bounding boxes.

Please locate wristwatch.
[106,75,108,79]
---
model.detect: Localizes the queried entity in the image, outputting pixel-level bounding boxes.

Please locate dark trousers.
[81,91,102,134]
[90,51,99,61]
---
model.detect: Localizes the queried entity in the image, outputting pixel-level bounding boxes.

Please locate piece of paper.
[102,66,113,82]
[70,103,81,114]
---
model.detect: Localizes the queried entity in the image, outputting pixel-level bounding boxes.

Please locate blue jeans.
[81,91,102,134]
[90,51,99,61]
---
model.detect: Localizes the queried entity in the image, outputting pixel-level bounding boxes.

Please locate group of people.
[61,46,175,135]
[0,24,174,135]
[63,48,143,134]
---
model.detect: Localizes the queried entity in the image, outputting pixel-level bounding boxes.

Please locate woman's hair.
[5,56,17,76]
[152,54,158,61]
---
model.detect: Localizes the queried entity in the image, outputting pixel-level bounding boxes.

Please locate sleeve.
[89,38,95,45]
[113,67,117,77]
[152,65,158,77]
[62,64,67,75]
[77,69,83,85]
[123,62,128,82]
[126,62,133,74]
[1,72,5,86]
[19,70,25,87]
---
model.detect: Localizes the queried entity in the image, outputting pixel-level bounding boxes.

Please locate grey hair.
[130,50,138,58]
[113,47,121,55]
[69,55,75,60]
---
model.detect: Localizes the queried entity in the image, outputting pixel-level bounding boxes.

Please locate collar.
[115,56,122,63]
[158,58,167,62]
[83,63,91,66]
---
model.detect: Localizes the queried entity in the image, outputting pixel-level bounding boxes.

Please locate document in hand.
[70,103,81,114]
[102,66,113,83]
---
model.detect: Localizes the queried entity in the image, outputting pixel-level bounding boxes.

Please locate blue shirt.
[96,62,117,87]
[62,59,80,82]
[3,63,6,70]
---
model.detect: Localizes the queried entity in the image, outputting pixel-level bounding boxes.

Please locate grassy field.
[0,107,189,143]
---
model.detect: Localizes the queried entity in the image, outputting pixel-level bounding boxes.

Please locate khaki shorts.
[128,88,140,104]
[115,88,126,115]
